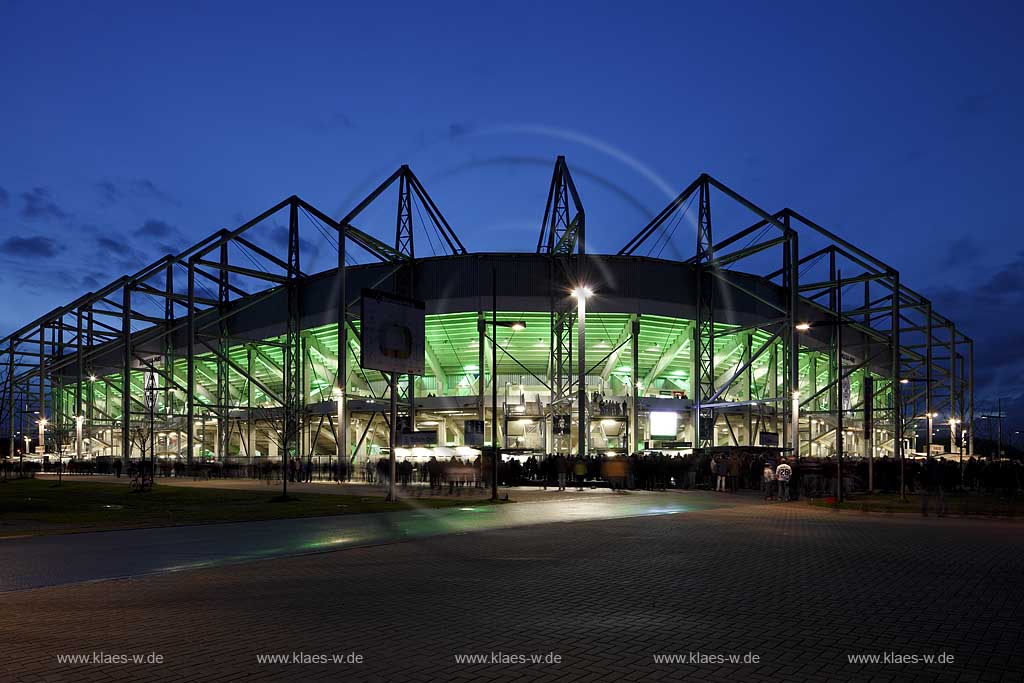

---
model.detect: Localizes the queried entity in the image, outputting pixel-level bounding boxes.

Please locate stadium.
[0,157,974,487]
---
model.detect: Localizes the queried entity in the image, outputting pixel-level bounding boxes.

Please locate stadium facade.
[1,157,973,473]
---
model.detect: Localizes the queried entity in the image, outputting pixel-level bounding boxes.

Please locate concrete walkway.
[5,500,1022,682]
[1,487,746,592]
[37,472,744,503]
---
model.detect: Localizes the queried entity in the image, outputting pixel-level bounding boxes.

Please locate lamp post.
[485,266,526,501]
[333,387,345,483]
[926,411,937,455]
[75,414,85,459]
[573,287,591,460]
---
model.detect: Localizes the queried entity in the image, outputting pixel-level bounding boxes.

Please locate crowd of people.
[6,448,1022,500]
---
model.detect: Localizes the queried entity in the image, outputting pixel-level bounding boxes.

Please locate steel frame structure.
[2,160,971,478]
[537,156,586,456]
[621,175,973,469]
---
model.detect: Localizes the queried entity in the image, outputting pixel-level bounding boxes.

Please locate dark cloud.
[79,273,103,290]
[19,187,68,221]
[131,179,180,206]
[0,185,8,208]
[95,178,180,207]
[96,236,122,252]
[448,122,474,139]
[926,250,1024,402]
[940,236,983,269]
[95,180,119,206]
[1,235,63,258]
[135,219,176,238]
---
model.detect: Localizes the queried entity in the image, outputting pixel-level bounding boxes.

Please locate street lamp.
[333,386,345,484]
[572,287,591,461]
[949,417,962,486]
[37,417,47,451]
[75,414,85,457]
[925,412,938,455]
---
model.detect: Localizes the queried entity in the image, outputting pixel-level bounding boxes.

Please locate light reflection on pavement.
[0,492,746,592]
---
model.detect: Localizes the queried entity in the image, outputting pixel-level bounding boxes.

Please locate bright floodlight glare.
[510,322,526,330]
[89,374,97,382]
[795,322,811,331]
[572,286,592,299]
[900,378,910,384]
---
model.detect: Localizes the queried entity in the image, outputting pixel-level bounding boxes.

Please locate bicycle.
[130,471,154,492]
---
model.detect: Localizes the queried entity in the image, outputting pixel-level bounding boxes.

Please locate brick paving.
[3,503,1023,682]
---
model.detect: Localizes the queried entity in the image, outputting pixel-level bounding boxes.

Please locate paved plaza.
[3,494,1023,682]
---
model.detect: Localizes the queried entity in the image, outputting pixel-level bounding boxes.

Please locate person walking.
[775,459,792,502]
[763,461,775,500]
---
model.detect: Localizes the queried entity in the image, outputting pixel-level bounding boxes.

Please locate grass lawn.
[808,491,1024,517]
[0,478,499,537]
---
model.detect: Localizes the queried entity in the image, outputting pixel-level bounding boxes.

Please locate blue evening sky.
[1,0,1021,421]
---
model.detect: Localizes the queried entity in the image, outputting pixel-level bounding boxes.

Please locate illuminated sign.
[649,411,678,437]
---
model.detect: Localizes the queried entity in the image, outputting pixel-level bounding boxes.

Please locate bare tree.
[46,419,74,485]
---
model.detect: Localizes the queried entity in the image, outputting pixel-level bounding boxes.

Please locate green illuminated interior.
[60,311,890,423]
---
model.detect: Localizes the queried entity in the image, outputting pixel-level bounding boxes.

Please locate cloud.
[1,235,63,257]
[96,236,122,252]
[939,236,983,269]
[19,187,68,221]
[95,178,180,207]
[135,219,177,238]
[0,185,8,208]
[926,250,1024,394]
[448,122,474,139]
[96,180,120,206]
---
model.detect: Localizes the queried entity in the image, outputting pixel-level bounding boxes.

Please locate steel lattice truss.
[0,158,972,468]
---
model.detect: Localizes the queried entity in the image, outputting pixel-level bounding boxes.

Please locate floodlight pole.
[577,289,586,460]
